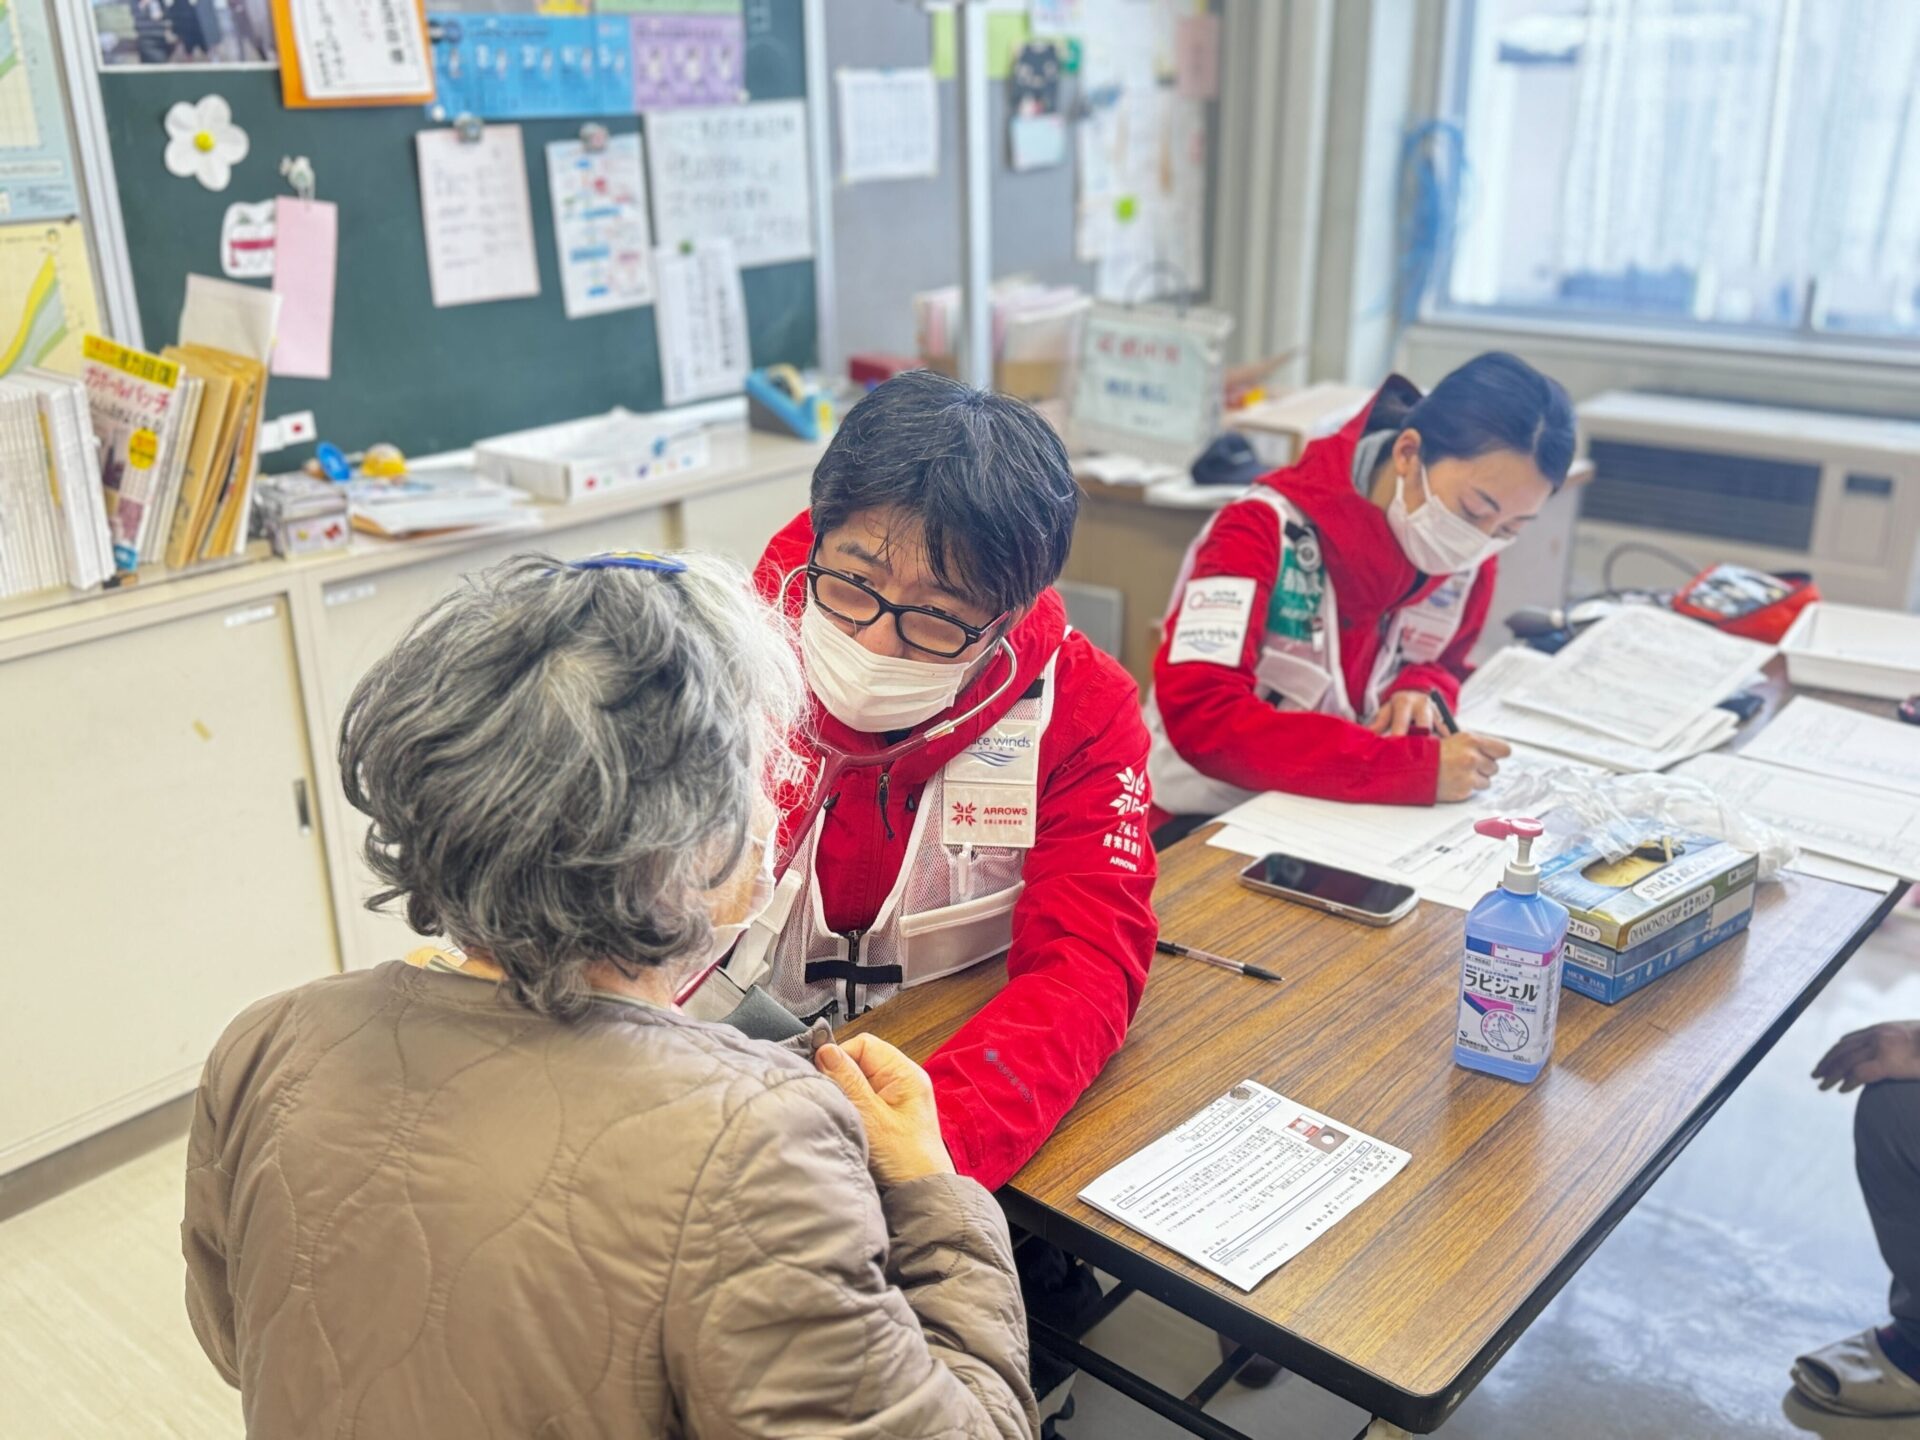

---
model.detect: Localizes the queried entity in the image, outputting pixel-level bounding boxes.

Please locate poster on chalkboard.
[645,99,812,268]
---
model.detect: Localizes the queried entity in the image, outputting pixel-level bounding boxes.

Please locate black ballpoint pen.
[1156,939,1282,983]
[1428,686,1460,737]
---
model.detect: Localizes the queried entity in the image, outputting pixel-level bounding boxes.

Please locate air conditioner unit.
[1573,392,1920,611]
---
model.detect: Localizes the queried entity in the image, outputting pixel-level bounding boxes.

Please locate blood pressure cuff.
[684,964,824,1048]
[724,984,813,1044]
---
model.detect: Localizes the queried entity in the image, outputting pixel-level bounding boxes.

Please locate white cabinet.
[0,599,336,1172]
[308,511,672,971]
[679,470,811,566]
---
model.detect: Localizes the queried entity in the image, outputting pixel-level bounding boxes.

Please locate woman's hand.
[1436,731,1511,802]
[1366,691,1441,737]
[1813,1022,1920,1093]
[816,1034,956,1187]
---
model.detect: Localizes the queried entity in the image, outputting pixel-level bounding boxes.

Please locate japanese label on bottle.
[1456,938,1564,1068]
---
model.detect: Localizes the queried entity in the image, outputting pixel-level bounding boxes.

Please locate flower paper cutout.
[164,96,249,193]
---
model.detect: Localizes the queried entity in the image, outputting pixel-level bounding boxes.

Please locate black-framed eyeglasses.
[806,561,1005,659]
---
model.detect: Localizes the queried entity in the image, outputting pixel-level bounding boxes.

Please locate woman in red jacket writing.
[1146,351,1575,831]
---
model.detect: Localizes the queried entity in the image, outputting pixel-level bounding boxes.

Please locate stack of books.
[0,369,115,599]
[0,331,271,603]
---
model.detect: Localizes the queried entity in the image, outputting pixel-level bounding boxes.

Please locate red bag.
[1670,563,1820,644]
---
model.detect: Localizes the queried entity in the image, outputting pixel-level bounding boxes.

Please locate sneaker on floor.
[1792,1328,1920,1417]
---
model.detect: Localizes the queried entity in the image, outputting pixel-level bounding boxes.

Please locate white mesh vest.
[1145,488,1475,816]
[724,648,1062,1022]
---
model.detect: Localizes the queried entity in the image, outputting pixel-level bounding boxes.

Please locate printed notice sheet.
[835,67,938,183]
[546,133,654,318]
[653,237,747,406]
[416,124,540,308]
[645,100,813,267]
[1079,1081,1410,1292]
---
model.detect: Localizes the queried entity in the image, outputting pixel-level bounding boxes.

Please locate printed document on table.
[1674,752,1920,879]
[1079,1080,1410,1292]
[1462,644,1738,772]
[1503,608,1773,751]
[1208,744,1599,910]
[1739,697,1920,798]
[416,125,541,308]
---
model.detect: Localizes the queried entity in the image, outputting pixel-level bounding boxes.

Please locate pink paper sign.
[271,198,338,380]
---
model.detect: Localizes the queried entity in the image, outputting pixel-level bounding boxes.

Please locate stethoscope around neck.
[667,570,1019,1009]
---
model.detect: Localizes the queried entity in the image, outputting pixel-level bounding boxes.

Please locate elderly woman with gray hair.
[181,551,1038,1440]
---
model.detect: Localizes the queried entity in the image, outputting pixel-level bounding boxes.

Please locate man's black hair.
[809,369,1079,616]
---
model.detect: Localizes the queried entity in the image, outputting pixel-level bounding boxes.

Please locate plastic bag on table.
[1490,765,1798,882]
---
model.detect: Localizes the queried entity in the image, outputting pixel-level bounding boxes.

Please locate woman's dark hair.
[809,369,1080,616]
[1402,351,1575,489]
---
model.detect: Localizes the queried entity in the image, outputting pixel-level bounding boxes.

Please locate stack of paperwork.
[1209,744,1600,911]
[1674,698,1920,886]
[1461,609,1765,772]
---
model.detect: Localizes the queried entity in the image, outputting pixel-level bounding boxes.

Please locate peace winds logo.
[1110,766,1147,818]
[966,746,1023,769]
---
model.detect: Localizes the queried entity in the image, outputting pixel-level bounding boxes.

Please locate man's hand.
[1436,731,1512,802]
[816,1033,957,1187]
[1366,691,1441,738]
[1812,1022,1920,1093]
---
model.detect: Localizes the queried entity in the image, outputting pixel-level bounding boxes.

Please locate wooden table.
[846,834,1905,1433]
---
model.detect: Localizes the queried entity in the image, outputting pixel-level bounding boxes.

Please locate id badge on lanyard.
[940,717,1042,848]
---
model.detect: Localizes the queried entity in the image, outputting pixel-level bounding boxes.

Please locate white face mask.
[1387,463,1513,575]
[799,601,973,733]
[682,828,777,991]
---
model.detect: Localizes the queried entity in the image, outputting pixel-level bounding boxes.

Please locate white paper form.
[1786,852,1900,893]
[416,125,541,309]
[653,238,749,406]
[546,133,654,319]
[1461,644,1738,773]
[646,100,814,267]
[1674,753,1920,879]
[1079,1080,1410,1292]
[289,0,432,101]
[1504,608,1774,751]
[835,68,938,183]
[1740,697,1920,799]
[1208,744,1599,910]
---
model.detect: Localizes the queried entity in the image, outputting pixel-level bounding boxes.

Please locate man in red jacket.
[712,369,1156,1196]
[1146,352,1575,833]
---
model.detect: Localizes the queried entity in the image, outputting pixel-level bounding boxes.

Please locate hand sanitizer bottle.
[1453,817,1571,1084]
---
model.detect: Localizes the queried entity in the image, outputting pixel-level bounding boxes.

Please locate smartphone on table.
[1237,852,1418,926]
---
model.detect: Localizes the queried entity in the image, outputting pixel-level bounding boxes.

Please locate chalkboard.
[98,0,815,460]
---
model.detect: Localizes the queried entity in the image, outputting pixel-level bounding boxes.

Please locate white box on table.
[473,408,744,502]
[1779,602,1920,700]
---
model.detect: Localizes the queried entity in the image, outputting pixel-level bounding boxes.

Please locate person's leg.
[1792,1079,1920,1416]
[1015,1235,1102,1432]
[1856,1079,1920,1361]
